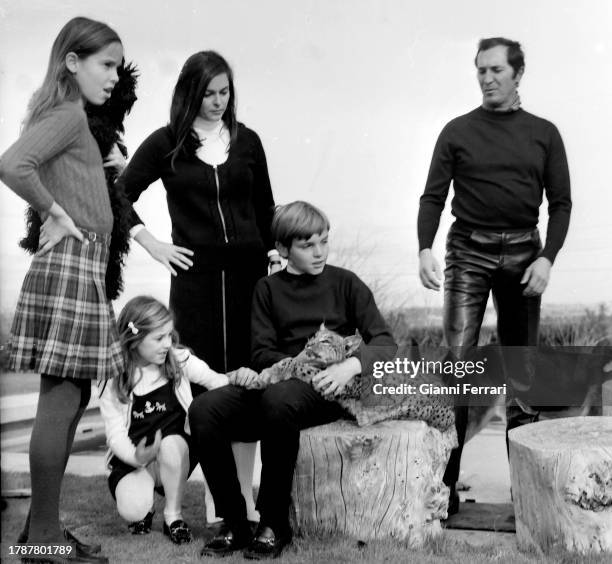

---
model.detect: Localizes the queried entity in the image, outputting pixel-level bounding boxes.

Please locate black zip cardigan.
[118,123,275,270]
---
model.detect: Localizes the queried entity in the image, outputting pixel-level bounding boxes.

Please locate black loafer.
[21,544,109,564]
[127,510,154,535]
[17,529,103,562]
[243,525,291,560]
[71,544,109,564]
[163,519,193,544]
[64,528,102,555]
[200,522,251,557]
[17,528,101,556]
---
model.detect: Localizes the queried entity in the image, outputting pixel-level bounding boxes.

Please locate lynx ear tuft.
[344,334,362,356]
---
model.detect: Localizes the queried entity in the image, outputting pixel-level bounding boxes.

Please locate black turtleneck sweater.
[417,107,572,263]
[251,264,397,373]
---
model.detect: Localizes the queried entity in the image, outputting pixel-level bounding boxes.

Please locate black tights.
[21,375,91,543]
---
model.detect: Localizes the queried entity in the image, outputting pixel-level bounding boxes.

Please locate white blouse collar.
[193,118,225,139]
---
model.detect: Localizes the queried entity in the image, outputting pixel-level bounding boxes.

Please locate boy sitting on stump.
[189,201,396,559]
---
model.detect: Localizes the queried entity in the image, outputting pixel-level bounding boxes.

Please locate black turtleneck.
[251,264,396,373]
[417,106,571,263]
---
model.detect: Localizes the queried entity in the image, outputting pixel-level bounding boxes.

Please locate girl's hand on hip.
[135,429,162,466]
[39,203,84,254]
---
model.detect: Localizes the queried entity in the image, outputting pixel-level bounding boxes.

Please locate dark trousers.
[442,223,541,488]
[188,381,346,534]
[170,263,266,398]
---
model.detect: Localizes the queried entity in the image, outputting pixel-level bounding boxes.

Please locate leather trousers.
[442,222,541,488]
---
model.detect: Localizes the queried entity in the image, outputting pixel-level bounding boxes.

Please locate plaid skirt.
[8,230,124,381]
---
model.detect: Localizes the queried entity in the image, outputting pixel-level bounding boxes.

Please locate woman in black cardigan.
[122,51,279,376]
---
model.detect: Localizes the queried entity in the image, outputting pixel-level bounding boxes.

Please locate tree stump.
[509,416,612,554]
[603,380,612,416]
[291,419,457,547]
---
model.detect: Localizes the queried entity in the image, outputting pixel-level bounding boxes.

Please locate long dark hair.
[167,51,237,170]
[19,63,139,301]
[25,17,121,128]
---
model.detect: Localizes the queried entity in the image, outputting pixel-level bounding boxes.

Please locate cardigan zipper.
[221,270,228,372]
[213,165,229,243]
[213,165,229,372]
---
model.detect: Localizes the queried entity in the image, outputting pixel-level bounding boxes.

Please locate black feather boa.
[19,63,139,300]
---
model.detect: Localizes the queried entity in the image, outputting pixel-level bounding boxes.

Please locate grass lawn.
[2,473,610,564]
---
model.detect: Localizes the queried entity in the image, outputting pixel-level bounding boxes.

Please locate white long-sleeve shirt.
[99,347,228,468]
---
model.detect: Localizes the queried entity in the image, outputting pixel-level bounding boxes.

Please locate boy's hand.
[312,357,362,399]
[228,367,259,388]
[134,429,162,466]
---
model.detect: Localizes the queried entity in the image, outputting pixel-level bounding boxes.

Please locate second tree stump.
[509,416,612,554]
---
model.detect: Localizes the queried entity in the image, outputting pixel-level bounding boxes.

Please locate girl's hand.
[134,229,194,276]
[39,203,84,254]
[103,143,127,174]
[228,367,258,388]
[134,429,162,466]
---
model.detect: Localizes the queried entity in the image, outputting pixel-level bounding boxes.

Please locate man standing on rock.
[417,37,572,515]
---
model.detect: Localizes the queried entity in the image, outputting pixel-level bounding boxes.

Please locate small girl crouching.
[99,296,256,544]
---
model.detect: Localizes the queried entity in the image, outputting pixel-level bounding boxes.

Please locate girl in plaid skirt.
[0,18,131,563]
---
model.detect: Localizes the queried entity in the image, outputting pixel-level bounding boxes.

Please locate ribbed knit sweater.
[0,102,113,234]
[418,107,572,263]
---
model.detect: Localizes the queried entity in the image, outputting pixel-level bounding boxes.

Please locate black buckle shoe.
[127,510,154,535]
[63,529,102,555]
[243,525,291,560]
[163,519,193,545]
[20,543,109,564]
[71,544,109,564]
[17,528,101,556]
[200,522,251,557]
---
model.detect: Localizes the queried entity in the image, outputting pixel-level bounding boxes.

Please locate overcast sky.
[1,0,611,315]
